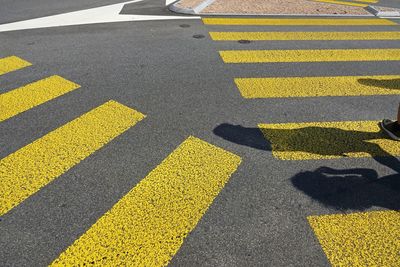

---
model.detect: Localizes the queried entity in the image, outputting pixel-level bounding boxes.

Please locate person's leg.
[397,103,400,123]
[380,103,400,140]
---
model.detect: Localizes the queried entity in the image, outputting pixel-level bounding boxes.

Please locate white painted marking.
[193,0,216,13]
[0,0,199,33]
[166,0,177,6]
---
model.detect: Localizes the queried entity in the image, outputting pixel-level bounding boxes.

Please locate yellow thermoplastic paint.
[314,0,368,7]
[220,48,400,63]
[202,18,396,26]
[0,100,145,216]
[0,56,31,75]
[235,75,400,98]
[51,136,241,267]
[258,121,400,160]
[0,75,80,122]
[308,211,400,266]
[210,31,400,41]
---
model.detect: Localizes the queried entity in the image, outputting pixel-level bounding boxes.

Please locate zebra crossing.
[0,56,31,75]
[209,31,400,41]
[0,56,242,265]
[0,100,145,216]
[1,14,399,267]
[51,136,241,266]
[0,75,80,122]
[235,75,400,98]
[204,16,400,265]
[219,48,400,63]
[308,210,400,266]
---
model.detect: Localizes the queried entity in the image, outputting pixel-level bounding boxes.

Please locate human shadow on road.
[214,123,400,172]
[213,123,271,151]
[214,123,400,210]
[291,166,400,211]
[358,78,400,90]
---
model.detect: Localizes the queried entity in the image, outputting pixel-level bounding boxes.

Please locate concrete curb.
[366,5,400,17]
[169,2,196,15]
[169,0,216,15]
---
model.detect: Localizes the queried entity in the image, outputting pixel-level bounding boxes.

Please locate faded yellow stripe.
[0,101,145,216]
[0,56,31,75]
[0,75,80,122]
[353,0,378,2]
[220,49,400,63]
[235,75,400,98]
[258,121,400,160]
[210,31,400,41]
[51,136,241,267]
[202,18,396,26]
[308,211,400,266]
[314,0,368,7]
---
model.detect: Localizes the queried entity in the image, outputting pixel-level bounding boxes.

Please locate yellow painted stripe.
[314,0,368,7]
[258,121,400,160]
[51,136,241,267]
[210,31,400,41]
[353,0,378,3]
[235,75,400,98]
[0,101,145,216]
[202,18,396,26]
[220,49,400,63]
[0,75,80,122]
[308,211,400,266]
[0,56,31,75]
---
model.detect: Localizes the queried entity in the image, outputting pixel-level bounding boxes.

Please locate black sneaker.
[380,119,400,141]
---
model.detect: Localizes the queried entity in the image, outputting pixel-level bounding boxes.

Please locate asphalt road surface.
[0,0,400,266]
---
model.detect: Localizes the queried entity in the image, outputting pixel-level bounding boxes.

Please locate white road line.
[165,0,177,6]
[0,0,199,33]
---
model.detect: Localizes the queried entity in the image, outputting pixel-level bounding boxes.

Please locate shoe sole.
[380,121,400,141]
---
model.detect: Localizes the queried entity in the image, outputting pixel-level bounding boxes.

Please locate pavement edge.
[169,0,216,15]
[168,0,390,16]
[366,5,400,17]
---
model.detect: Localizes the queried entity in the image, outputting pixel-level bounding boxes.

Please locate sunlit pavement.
[0,0,399,265]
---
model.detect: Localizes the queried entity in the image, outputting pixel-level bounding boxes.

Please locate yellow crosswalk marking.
[203,18,396,26]
[50,136,241,267]
[0,75,80,122]
[314,0,368,7]
[258,121,400,160]
[220,49,400,63]
[0,100,145,216]
[308,211,400,266]
[210,31,400,41]
[354,0,378,2]
[0,56,31,75]
[235,75,400,98]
